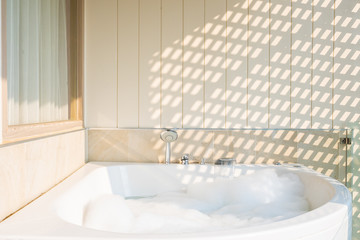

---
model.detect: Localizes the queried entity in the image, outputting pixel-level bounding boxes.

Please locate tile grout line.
[203,0,206,128]
[160,0,163,128]
[290,0,292,128]
[138,0,140,128]
[311,0,314,129]
[116,0,119,128]
[181,0,184,128]
[268,0,271,129]
[246,0,249,128]
[225,0,228,128]
[332,0,335,129]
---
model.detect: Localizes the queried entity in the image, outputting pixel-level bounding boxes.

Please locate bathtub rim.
[0,162,352,240]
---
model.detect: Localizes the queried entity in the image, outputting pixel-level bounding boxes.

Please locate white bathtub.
[0,162,352,240]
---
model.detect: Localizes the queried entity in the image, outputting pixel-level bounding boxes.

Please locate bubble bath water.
[82,169,309,234]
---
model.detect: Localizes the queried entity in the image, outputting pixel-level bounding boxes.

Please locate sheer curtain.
[7,0,69,125]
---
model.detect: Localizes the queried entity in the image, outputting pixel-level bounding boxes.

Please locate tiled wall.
[0,130,86,221]
[85,0,359,130]
[87,128,346,180]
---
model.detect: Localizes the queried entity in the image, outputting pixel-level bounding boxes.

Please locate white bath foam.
[82,169,310,234]
[82,194,134,232]
[128,201,211,233]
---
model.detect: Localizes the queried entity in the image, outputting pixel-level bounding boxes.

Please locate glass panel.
[296,130,344,182]
[6,0,77,125]
[349,128,359,239]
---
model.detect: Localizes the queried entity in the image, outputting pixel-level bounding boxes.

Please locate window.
[1,0,83,142]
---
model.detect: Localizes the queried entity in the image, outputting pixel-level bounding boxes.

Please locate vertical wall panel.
[248,0,270,128]
[161,0,183,128]
[118,0,139,127]
[333,0,360,129]
[85,0,360,131]
[183,0,204,128]
[204,0,226,128]
[139,0,161,128]
[226,0,248,128]
[269,0,291,128]
[291,0,312,128]
[312,0,333,129]
[85,0,117,127]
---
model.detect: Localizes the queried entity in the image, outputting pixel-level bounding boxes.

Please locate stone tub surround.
[0,130,86,222]
[87,129,345,180]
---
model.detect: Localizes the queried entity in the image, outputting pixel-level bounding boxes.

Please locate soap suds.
[83,169,309,233]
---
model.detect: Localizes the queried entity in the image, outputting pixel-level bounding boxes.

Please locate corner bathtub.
[0,162,352,240]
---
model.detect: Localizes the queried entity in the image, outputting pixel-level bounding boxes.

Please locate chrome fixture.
[160,129,178,164]
[215,158,236,165]
[180,153,190,165]
[181,154,207,165]
[340,137,351,145]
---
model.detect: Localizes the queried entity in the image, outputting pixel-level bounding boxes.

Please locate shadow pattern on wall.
[98,0,360,130]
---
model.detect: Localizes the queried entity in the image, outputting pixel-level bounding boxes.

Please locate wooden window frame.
[1,0,84,143]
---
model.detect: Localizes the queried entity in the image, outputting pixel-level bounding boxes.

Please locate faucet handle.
[180,153,190,165]
[215,158,236,165]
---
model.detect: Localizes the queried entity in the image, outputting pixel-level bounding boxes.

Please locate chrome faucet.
[160,129,178,164]
[181,154,206,165]
[181,153,190,165]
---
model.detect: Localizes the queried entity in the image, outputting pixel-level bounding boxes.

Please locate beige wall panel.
[161,0,183,128]
[269,0,291,128]
[0,130,85,221]
[312,0,333,129]
[87,129,214,164]
[333,0,360,129]
[248,0,269,128]
[183,0,204,128]
[139,0,161,128]
[204,0,226,128]
[118,0,139,127]
[290,0,312,128]
[85,0,118,127]
[226,0,248,128]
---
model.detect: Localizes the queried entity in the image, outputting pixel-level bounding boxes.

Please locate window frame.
[1,0,84,143]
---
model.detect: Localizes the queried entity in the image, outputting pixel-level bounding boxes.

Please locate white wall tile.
[161,0,183,128]
[85,0,118,127]
[247,0,270,128]
[183,0,204,128]
[291,0,312,128]
[333,0,360,129]
[139,0,161,128]
[226,0,248,128]
[269,0,291,128]
[312,0,333,129]
[118,0,139,127]
[85,0,359,130]
[204,0,226,128]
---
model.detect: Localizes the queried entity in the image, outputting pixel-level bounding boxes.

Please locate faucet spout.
[160,130,178,164]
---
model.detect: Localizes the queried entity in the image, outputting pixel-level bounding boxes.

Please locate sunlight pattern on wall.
[84,0,360,129]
